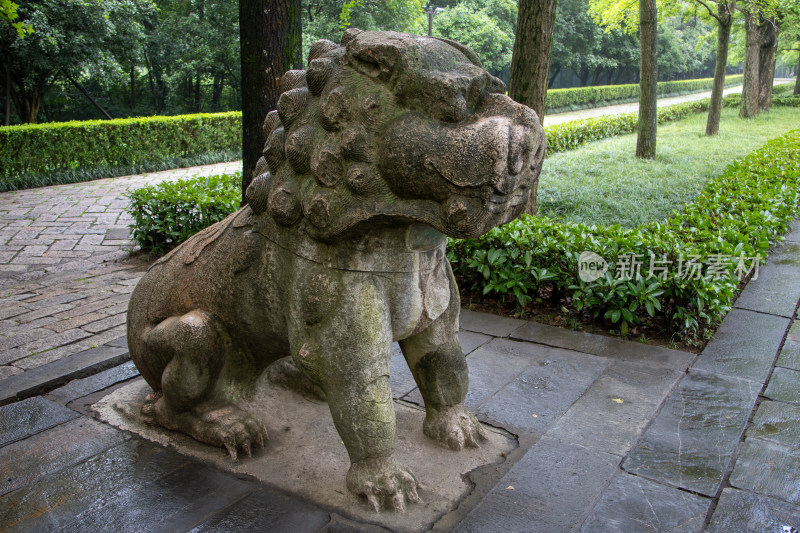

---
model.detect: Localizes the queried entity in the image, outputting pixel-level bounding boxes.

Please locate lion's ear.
[345,34,404,82]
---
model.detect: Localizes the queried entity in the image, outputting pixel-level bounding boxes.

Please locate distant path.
[543,78,795,126]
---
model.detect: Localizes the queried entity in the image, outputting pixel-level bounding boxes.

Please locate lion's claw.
[347,458,422,512]
[424,405,487,450]
[149,398,268,461]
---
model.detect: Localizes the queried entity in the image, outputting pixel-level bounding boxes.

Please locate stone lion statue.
[127,29,545,512]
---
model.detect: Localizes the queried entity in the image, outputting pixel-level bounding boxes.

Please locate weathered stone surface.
[193,489,330,533]
[0,440,194,531]
[511,321,695,370]
[105,335,129,348]
[733,242,800,318]
[458,309,526,338]
[547,362,682,455]
[786,219,800,243]
[454,437,620,532]
[0,343,129,405]
[692,309,789,382]
[0,396,78,447]
[68,462,256,532]
[706,488,800,532]
[94,378,516,533]
[125,31,545,512]
[390,331,490,400]
[401,337,534,408]
[730,438,800,504]
[46,361,140,404]
[0,417,126,496]
[777,321,800,370]
[623,371,759,497]
[475,342,608,433]
[579,472,710,532]
[748,400,800,447]
[460,330,493,355]
[764,367,800,405]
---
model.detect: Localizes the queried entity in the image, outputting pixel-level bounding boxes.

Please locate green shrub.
[449,128,800,340]
[545,99,708,154]
[126,173,241,255]
[546,75,743,112]
[721,88,800,109]
[0,112,242,191]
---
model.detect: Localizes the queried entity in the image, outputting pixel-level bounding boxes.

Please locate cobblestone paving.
[0,162,240,377]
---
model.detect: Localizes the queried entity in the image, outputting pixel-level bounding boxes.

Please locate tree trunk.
[212,74,224,107]
[740,10,760,118]
[239,0,303,202]
[194,76,202,112]
[64,71,112,120]
[795,50,800,96]
[130,62,136,111]
[636,0,657,160]
[706,11,732,136]
[4,65,9,126]
[758,17,777,112]
[509,0,558,122]
[509,0,557,216]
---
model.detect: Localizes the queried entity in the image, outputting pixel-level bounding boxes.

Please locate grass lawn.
[537,106,800,227]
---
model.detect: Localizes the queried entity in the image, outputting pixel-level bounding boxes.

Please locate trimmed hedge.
[546,75,743,112]
[448,128,800,340]
[545,99,709,154]
[722,91,800,109]
[127,173,241,256]
[0,112,242,192]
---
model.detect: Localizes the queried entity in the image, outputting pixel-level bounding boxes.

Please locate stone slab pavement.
[1,220,799,530]
[0,161,240,384]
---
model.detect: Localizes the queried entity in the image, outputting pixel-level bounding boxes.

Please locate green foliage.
[0,112,241,191]
[546,74,743,111]
[449,128,800,339]
[126,173,240,255]
[1,0,156,123]
[540,106,800,227]
[433,2,514,80]
[0,0,32,37]
[722,91,800,108]
[544,98,710,154]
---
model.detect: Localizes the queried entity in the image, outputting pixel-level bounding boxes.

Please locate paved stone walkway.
[1,226,799,531]
[0,162,240,377]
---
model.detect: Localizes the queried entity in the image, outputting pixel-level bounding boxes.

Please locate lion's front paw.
[424,405,487,450]
[346,457,422,512]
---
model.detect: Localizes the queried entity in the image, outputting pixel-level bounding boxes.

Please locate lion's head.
[245,29,545,241]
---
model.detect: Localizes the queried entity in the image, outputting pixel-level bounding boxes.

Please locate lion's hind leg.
[136,310,268,460]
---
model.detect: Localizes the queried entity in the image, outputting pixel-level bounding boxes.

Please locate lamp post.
[423,5,444,37]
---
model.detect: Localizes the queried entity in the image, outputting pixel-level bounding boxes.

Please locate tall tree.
[508,0,558,121]
[239,0,302,201]
[0,0,153,123]
[686,0,736,135]
[636,0,658,158]
[740,6,761,116]
[757,13,780,111]
[589,0,659,158]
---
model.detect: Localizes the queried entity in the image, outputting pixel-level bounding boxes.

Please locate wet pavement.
[1,225,799,531]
